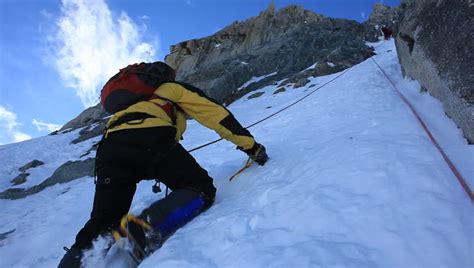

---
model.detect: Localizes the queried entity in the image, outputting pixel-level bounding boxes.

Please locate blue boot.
[113,188,213,262]
[140,188,213,240]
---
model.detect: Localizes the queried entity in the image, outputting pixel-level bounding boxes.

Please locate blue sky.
[0,0,399,145]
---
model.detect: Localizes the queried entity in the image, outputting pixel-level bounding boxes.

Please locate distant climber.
[58,61,268,267]
[381,26,393,40]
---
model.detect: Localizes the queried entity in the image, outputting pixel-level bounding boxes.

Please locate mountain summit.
[165,4,375,102]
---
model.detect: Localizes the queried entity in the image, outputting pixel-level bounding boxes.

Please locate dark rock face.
[9,160,45,186]
[248,92,265,100]
[59,103,108,133]
[45,158,95,185]
[0,229,15,242]
[0,158,95,200]
[273,87,286,95]
[395,0,474,143]
[10,173,29,186]
[165,4,374,103]
[71,120,107,144]
[54,103,108,146]
[18,160,44,172]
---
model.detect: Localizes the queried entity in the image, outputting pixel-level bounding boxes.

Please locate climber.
[58,61,268,267]
[381,26,393,40]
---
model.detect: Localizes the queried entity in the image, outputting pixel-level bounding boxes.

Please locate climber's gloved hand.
[240,142,268,166]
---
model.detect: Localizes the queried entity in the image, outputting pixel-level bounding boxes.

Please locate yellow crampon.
[112,214,152,242]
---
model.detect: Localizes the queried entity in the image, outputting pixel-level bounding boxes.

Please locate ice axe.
[229,157,253,181]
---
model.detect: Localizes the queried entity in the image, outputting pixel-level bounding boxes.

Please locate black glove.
[241,143,268,166]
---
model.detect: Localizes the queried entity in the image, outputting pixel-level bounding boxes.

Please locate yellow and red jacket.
[105,82,256,150]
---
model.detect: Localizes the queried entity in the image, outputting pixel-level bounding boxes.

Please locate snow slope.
[0,40,472,268]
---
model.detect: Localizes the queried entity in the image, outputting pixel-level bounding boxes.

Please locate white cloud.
[53,0,157,108]
[361,12,366,19]
[32,119,62,132]
[14,132,32,142]
[0,106,32,145]
[0,107,18,131]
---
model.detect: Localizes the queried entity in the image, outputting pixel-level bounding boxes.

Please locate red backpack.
[100,62,176,115]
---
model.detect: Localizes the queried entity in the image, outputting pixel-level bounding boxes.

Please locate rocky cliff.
[395,0,474,143]
[165,3,374,103]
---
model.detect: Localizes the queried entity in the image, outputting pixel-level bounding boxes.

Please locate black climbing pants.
[71,127,216,250]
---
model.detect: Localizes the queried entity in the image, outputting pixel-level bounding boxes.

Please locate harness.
[95,95,178,193]
[107,95,176,130]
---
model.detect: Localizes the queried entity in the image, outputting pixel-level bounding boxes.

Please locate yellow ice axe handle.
[229,157,253,181]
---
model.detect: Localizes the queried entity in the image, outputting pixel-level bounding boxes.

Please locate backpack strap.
[107,112,156,130]
[149,95,177,125]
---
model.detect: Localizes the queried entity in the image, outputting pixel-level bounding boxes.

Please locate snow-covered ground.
[0,40,472,268]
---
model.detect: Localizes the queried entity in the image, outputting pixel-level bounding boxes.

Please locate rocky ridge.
[165,3,376,104]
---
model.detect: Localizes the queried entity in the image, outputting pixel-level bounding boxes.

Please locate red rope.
[372,58,474,203]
